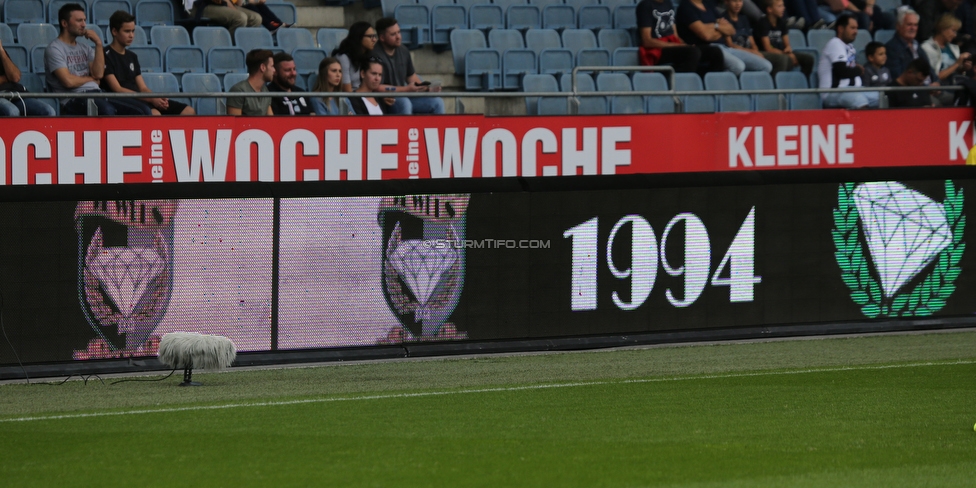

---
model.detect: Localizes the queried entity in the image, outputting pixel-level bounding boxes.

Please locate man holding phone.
[372,17,445,115]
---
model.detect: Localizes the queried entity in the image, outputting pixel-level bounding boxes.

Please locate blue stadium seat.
[873,29,895,44]
[207,46,245,75]
[576,48,610,70]
[291,48,327,76]
[135,0,174,38]
[468,4,505,34]
[601,0,634,10]
[704,71,748,112]
[394,4,431,48]
[565,0,599,7]
[30,45,45,73]
[875,0,899,10]
[150,25,191,53]
[5,0,45,30]
[598,28,631,52]
[381,0,415,17]
[525,28,561,55]
[19,71,58,113]
[560,72,606,114]
[853,29,871,52]
[142,71,189,105]
[181,72,224,115]
[450,29,487,75]
[276,28,315,53]
[488,28,525,51]
[578,5,612,30]
[597,71,641,113]
[104,23,148,45]
[431,5,466,50]
[266,2,297,25]
[91,0,132,26]
[507,5,542,31]
[317,28,347,55]
[789,28,806,47]
[129,45,162,72]
[613,4,636,31]
[674,72,713,113]
[5,45,30,73]
[522,72,564,115]
[0,24,13,46]
[464,48,501,90]
[542,5,575,31]
[561,28,597,57]
[493,0,524,11]
[739,71,779,111]
[165,45,206,78]
[193,26,233,55]
[632,71,673,113]
[806,29,835,54]
[538,48,573,75]
[530,0,563,8]
[502,48,536,89]
[223,72,249,90]
[16,23,57,50]
[775,70,821,110]
[612,46,637,66]
[234,27,273,53]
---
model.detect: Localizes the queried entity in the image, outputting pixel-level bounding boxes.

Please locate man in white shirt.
[817,13,879,109]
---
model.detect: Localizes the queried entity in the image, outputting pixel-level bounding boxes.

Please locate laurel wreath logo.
[833,180,965,318]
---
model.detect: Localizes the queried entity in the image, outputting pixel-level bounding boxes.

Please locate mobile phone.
[417,81,431,86]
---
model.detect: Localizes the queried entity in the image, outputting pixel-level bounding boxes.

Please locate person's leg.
[201,5,249,36]
[0,99,20,116]
[22,98,55,116]
[93,98,117,115]
[740,0,765,21]
[795,52,815,76]
[658,46,702,73]
[717,45,746,75]
[862,90,879,107]
[108,97,153,115]
[817,6,837,24]
[835,91,869,108]
[410,96,445,114]
[391,96,412,114]
[762,52,792,74]
[698,45,726,75]
[727,48,773,72]
[244,4,283,31]
[241,6,263,28]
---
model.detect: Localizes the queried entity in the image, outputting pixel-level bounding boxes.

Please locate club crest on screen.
[378,194,469,341]
[75,200,178,352]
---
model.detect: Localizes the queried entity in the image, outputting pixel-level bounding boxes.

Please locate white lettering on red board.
[423,126,631,178]
[728,124,854,168]
[948,121,976,161]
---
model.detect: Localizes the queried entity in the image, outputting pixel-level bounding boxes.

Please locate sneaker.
[794,18,806,30]
[785,16,798,28]
[811,19,826,29]
[825,20,836,30]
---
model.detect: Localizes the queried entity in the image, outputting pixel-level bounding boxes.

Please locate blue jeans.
[391,96,445,115]
[717,45,773,75]
[0,97,56,116]
[823,90,879,109]
[61,91,153,116]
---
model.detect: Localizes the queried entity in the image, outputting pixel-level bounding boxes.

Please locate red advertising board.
[0,108,972,185]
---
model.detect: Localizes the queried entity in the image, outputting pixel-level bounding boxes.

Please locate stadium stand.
[507,5,541,31]
[192,26,234,55]
[222,72,248,91]
[30,44,45,73]
[611,47,637,66]
[91,0,132,26]
[129,45,163,72]
[266,1,296,25]
[316,28,348,55]
[632,71,674,113]
[596,71,642,114]
[277,28,315,53]
[775,70,822,110]
[5,0,45,30]
[47,0,86,24]
[560,71,606,114]
[468,4,504,34]
[674,72,714,113]
[181,72,224,115]
[207,46,246,77]
[542,5,576,31]
[234,26,274,53]
[578,5,612,31]
[739,71,779,111]
[704,71,749,112]
[165,45,206,80]
[151,24,191,53]
[134,0,174,37]
[431,4,466,50]
[393,3,430,48]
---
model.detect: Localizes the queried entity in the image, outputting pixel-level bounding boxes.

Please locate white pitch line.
[2,359,974,424]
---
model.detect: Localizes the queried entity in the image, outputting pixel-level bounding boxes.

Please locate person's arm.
[687,20,727,42]
[266,104,273,115]
[134,74,169,109]
[52,67,96,89]
[0,46,21,83]
[227,106,242,115]
[832,61,863,85]
[759,35,784,54]
[86,30,105,81]
[49,43,97,88]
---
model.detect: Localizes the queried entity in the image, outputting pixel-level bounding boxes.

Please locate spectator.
[311,57,343,115]
[756,0,816,75]
[348,57,394,115]
[817,14,879,108]
[677,0,768,74]
[863,41,892,86]
[333,21,378,92]
[46,3,150,115]
[636,0,705,73]
[884,7,935,79]
[102,11,194,116]
[887,57,935,106]
[724,0,783,73]
[226,49,274,115]
[914,0,974,41]
[191,0,261,36]
[817,0,891,33]
[0,34,55,116]
[372,17,444,115]
[267,52,313,115]
[921,14,972,82]
[783,0,827,29]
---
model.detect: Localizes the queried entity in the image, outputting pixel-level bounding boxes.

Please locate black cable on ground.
[110,367,177,385]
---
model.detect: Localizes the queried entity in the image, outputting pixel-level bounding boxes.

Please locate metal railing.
[2,71,964,116]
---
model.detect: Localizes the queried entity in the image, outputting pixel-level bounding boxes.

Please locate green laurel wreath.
[833,180,965,318]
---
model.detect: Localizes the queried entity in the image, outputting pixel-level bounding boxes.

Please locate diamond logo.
[386,228,460,324]
[853,182,952,298]
[86,229,164,333]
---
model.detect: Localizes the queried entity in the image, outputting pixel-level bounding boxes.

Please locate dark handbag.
[0,81,28,93]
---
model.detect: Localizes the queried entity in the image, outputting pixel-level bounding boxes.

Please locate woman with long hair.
[311,57,343,115]
[332,21,378,92]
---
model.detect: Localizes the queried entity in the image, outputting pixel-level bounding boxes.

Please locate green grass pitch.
[2,331,976,487]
